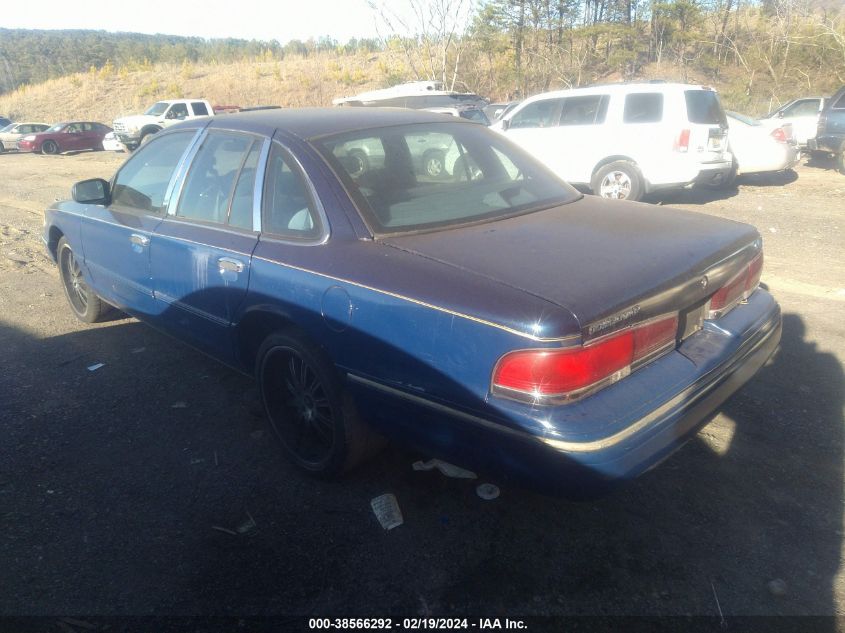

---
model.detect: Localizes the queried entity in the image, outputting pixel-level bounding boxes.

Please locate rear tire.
[256,331,383,477]
[836,151,845,175]
[57,237,107,323]
[42,140,59,155]
[591,161,644,201]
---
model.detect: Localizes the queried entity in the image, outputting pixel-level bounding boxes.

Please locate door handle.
[218,257,244,273]
[129,234,150,247]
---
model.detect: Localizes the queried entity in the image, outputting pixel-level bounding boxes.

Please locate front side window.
[111,131,194,213]
[262,144,322,239]
[509,99,562,129]
[559,95,608,125]
[176,132,257,226]
[833,93,845,110]
[314,122,577,236]
[624,93,663,123]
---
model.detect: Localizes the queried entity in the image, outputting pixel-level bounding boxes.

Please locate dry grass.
[0,51,409,125]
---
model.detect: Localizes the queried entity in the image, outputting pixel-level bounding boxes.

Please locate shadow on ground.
[0,310,841,619]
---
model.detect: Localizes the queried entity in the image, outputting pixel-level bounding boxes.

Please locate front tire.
[57,238,107,323]
[257,331,381,477]
[591,161,644,201]
[42,140,59,155]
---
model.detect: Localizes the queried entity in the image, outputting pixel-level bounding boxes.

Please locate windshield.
[0,124,13,133]
[144,102,169,116]
[314,122,578,236]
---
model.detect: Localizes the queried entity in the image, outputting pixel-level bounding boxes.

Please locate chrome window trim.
[252,138,271,232]
[165,129,208,216]
[258,140,330,246]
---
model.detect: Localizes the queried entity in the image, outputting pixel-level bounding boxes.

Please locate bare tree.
[368,0,475,89]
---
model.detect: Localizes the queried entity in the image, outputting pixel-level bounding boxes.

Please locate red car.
[17,121,113,154]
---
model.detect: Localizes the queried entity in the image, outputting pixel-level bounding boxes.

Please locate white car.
[0,122,50,152]
[758,97,825,148]
[490,82,734,201]
[101,131,126,152]
[722,111,799,185]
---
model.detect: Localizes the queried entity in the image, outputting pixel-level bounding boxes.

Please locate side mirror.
[72,178,111,205]
[777,111,784,118]
[500,118,510,131]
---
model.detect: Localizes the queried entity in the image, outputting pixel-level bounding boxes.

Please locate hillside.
[0,51,399,124]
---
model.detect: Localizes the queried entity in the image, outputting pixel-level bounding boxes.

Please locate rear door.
[80,130,199,314]
[149,130,267,361]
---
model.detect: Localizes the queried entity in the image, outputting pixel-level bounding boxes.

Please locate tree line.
[2,0,844,115]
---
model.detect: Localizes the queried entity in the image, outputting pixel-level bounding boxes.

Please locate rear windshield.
[685,90,727,125]
[313,122,578,236]
[727,111,760,126]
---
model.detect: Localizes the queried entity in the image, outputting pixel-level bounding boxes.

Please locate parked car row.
[0,120,112,154]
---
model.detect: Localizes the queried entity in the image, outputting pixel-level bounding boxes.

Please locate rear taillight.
[674,129,690,152]
[492,314,679,403]
[770,127,788,143]
[707,252,764,319]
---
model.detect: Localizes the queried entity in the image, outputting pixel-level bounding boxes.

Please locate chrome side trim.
[347,374,531,441]
[154,289,230,326]
[349,305,779,455]
[252,138,271,232]
[250,254,582,344]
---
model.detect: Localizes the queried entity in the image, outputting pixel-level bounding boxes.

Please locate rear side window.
[684,90,727,125]
[262,144,322,239]
[509,99,562,129]
[177,132,257,226]
[623,93,663,123]
[559,95,609,125]
[111,131,194,214]
[192,102,209,116]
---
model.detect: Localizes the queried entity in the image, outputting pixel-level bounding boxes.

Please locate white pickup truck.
[112,99,213,149]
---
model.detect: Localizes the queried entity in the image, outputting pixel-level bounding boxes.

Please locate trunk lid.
[382,196,759,335]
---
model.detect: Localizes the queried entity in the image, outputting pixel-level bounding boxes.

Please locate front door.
[80,130,199,316]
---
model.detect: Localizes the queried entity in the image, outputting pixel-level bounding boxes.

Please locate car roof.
[199,107,469,140]
[520,82,716,103]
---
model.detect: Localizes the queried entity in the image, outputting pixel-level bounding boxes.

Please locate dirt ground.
[1,149,843,625]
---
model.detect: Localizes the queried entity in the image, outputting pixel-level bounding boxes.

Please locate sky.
[0,0,411,43]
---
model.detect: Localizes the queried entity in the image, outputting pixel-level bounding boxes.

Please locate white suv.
[491,82,733,201]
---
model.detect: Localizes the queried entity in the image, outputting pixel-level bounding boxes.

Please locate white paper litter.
[412,458,477,479]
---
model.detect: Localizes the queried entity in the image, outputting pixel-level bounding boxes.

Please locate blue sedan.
[43,108,781,497]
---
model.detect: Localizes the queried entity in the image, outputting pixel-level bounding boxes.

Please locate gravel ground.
[0,149,843,626]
